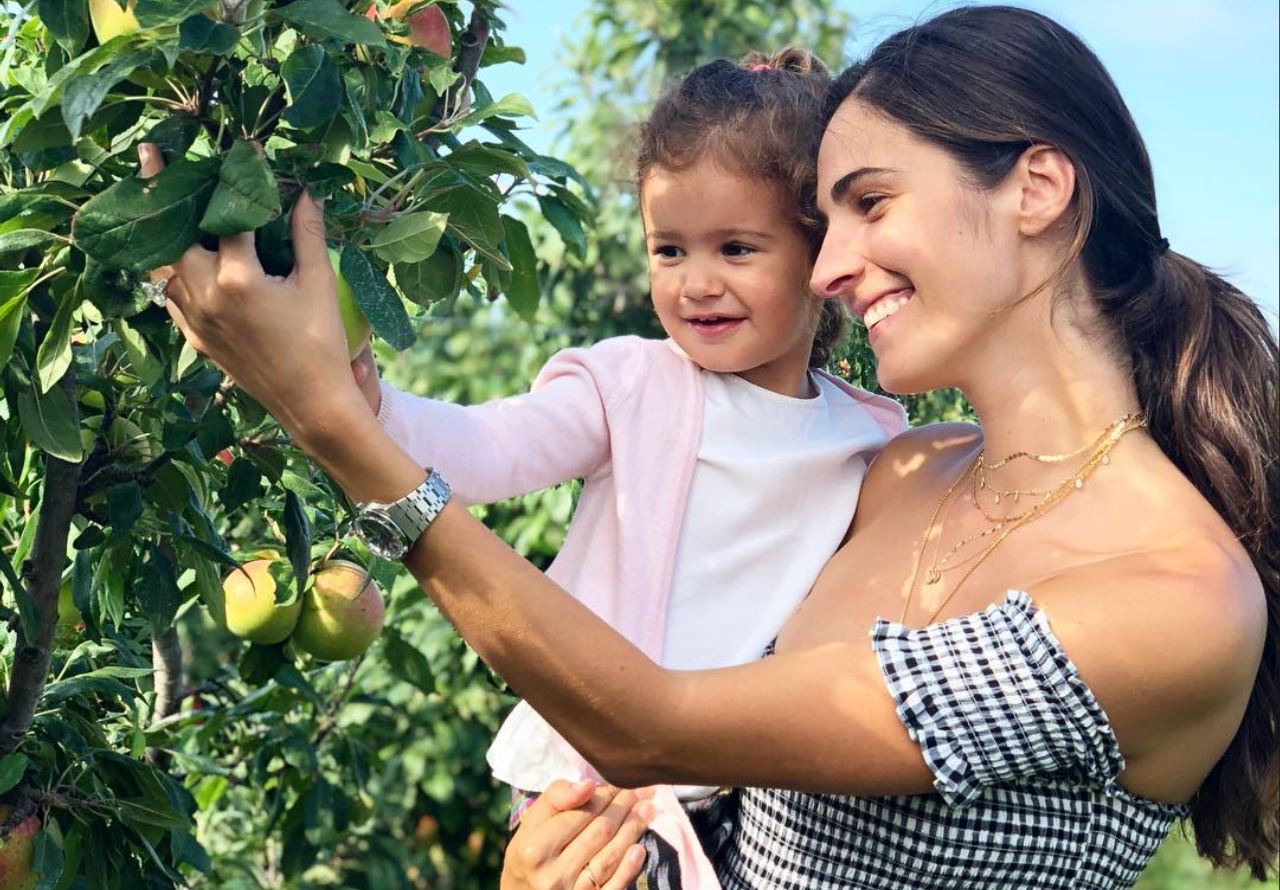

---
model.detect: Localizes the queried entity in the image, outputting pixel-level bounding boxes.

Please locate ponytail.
[1108,252,1279,875]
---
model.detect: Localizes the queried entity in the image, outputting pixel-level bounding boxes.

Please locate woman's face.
[811,99,1025,394]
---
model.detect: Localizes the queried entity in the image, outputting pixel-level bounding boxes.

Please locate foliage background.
[0,0,1266,887]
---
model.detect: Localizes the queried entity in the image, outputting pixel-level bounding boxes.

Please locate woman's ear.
[1015,144,1076,238]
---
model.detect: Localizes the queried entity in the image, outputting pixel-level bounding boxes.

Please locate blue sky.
[482,0,1279,321]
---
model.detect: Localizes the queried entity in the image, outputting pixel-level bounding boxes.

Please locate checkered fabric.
[714,592,1188,889]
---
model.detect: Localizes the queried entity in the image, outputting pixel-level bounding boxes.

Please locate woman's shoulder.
[859,421,981,503]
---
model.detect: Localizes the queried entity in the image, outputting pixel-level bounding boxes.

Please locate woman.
[147,6,1277,887]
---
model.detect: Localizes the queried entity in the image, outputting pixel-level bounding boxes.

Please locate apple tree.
[0,0,591,885]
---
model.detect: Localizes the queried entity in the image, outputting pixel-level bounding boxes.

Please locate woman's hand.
[138,143,366,443]
[501,780,654,890]
[351,344,383,417]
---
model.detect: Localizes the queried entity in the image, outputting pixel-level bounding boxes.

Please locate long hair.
[823,6,1278,877]
[639,48,846,367]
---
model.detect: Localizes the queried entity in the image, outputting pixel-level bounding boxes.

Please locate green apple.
[291,560,385,661]
[329,248,373,360]
[222,559,302,645]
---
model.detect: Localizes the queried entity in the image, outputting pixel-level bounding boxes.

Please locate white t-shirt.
[661,370,874,671]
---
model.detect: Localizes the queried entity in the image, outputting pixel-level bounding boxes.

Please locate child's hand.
[350,344,382,417]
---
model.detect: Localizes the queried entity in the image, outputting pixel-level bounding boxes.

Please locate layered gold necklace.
[898,412,1147,625]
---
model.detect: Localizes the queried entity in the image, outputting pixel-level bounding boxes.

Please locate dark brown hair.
[824,6,1278,877]
[638,48,846,368]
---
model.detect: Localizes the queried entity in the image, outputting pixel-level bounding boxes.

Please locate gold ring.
[584,862,603,890]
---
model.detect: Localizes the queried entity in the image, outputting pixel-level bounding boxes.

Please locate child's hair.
[637,48,846,369]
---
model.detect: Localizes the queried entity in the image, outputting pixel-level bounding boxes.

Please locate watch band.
[356,469,451,559]
[385,469,451,543]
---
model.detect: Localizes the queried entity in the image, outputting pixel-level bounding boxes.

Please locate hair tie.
[1155,236,1170,256]
[749,63,771,72]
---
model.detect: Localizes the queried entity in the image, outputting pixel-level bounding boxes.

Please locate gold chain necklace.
[977,413,1140,470]
[898,413,1147,625]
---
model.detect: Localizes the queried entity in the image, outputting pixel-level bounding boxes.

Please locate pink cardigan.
[377,335,906,885]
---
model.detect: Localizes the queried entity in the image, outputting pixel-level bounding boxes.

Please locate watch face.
[356,511,408,560]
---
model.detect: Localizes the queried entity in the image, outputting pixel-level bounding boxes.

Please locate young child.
[356,50,905,883]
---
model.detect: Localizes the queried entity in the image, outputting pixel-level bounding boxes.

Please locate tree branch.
[145,623,183,768]
[0,375,84,755]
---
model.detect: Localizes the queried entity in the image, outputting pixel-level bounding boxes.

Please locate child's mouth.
[687,316,745,337]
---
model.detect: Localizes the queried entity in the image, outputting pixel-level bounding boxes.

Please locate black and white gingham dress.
[712,591,1188,889]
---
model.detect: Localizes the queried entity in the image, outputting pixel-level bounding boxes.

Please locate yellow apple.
[328,248,373,360]
[88,0,140,43]
[222,559,303,645]
[291,560,384,661]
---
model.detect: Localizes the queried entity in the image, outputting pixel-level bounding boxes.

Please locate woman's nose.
[811,225,866,300]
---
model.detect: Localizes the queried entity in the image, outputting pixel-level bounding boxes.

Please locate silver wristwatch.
[353,469,451,561]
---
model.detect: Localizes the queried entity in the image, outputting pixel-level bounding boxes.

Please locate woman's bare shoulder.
[861,421,981,503]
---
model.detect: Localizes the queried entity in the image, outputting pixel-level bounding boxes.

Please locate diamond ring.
[140,276,170,307]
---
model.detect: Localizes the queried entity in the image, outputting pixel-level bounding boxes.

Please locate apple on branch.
[364,0,452,56]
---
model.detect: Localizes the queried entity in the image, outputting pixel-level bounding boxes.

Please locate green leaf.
[43,674,134,704]
[37,0,88,54]
[283,491,311,601]
[135,0,208,28]
[178,14,241,54]
[0,753,27,795]
[143,115,201,160]
[17,385,82,462]
[339,244,415,350]
[114,318,163,386]
[445,142,529,180]
[137,545,182,632]
[0,229,62,254]
[107,482,144,536]
[454,92,537,128]
[200,140,281,236]
[36,285,83,394]
[0,272,37,367]
[60,51,152,142]
[427,186,503,250]
[221,458,262,511]
[72,157,220,269]
[537,194,588,259]
[369,211,448,265]
[281,43,342,131]
[382,628,435,694]
[31,826,64,890]
[500,216,539,321]
[393,242,460,306]
[274,0,387,47]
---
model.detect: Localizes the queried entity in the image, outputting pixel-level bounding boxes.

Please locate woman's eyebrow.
[829,167,899,203]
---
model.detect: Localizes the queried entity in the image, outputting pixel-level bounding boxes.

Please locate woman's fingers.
[558,788,639,887]
[137,142,165,178]
[598,846,647,890]
[577,796,653,890]
[288,190,331,289]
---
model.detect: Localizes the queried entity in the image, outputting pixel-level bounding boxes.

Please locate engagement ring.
[140,276,170,307]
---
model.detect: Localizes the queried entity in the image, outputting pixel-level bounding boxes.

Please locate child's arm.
[356,338,641,505]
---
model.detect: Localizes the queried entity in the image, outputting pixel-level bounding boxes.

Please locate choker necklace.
[899,412,1147,625]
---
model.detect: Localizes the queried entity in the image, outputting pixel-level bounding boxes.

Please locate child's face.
[641,159,821,397]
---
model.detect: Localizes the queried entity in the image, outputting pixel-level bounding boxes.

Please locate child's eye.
[722,242,755,258]
[653,245,684,259]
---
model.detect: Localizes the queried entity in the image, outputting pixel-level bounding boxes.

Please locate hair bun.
[741,47,830,78]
